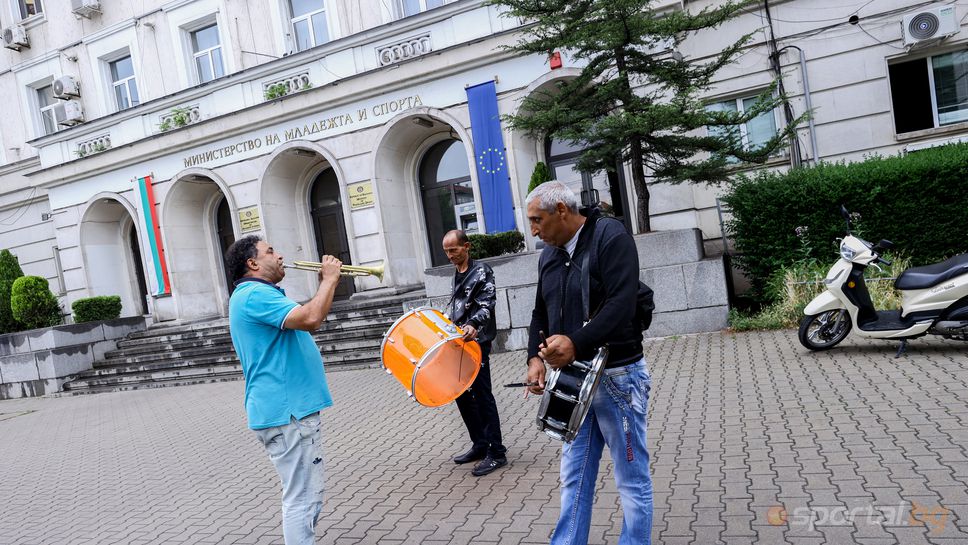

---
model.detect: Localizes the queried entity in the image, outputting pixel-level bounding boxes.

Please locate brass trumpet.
[284,260,385,282]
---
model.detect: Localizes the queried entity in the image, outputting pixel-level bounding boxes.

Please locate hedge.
[0,249,24,334]
[722,143,968,301]
[72,296,123,323]
[468,231,525,260]
[10,276,61,330]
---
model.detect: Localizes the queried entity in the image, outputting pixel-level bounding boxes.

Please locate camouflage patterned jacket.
[448,259,497,346]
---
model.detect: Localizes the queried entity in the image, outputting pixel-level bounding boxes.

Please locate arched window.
[545,137,630,229]
[419,139,479,267]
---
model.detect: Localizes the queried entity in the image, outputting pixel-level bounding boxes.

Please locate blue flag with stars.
[466,80,516,233]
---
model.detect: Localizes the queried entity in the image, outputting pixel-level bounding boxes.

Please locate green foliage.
[468,231,525,260]
[492,0,799,231]
[528,161,552,193]
[722,143,968,300]
[10,276,61,330]
[158,119,173,132]
[264,83,290,101]
[0,250,24,334]
[728,257,908,331]
[72,296,123,323]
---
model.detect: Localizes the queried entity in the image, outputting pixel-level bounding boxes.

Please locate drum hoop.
[566,348,608,440]
[379,306,424,370]
[410,334,464,406]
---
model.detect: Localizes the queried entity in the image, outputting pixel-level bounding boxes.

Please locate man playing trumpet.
[224,235,341,545]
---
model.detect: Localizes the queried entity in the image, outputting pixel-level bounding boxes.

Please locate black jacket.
[448,259,497,346]
[528,208,643,366]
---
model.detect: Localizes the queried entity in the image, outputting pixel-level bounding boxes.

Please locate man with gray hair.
[524,181,654,545]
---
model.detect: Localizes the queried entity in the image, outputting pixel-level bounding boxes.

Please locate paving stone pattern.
[0,331,966,544]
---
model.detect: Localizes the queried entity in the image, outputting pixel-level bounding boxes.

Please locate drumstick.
[504,382,538,388]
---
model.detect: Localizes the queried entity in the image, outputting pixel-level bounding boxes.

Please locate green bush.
[72,296,123,323]
[723,143,968,300]
[0,249,24,334]
[468,231,525,260]
[528,161,552,193]
[10,276,61,330]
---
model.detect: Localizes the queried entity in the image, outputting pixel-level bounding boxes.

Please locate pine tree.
[0,249,25,334]
[494,0,799,232]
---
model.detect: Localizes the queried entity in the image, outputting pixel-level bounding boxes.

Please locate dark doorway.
[310,168,354,299]
[215,197,236,294]
[545,137,631,232]
[419,139,479,266]
[127,226,149,315]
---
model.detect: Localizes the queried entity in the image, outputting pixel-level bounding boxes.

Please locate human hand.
[318,255,342,283]
[539,334,576,369]
[526,357,546,395]
[461,324,478,341]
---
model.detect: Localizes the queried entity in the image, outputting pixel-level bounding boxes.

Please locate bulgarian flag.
[136,175,171,295]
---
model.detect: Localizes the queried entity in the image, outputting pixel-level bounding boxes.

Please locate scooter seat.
[894,253,968,290]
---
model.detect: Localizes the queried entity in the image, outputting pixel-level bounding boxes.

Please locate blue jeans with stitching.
[253,412,325,545]
[550,359,653,545]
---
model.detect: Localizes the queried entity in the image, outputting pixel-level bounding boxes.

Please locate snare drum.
[380,307,482,407]
[536,347,608,442]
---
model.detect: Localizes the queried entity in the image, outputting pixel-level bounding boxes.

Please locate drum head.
[413,339,481,407]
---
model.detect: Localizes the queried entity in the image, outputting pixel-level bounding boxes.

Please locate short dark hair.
[444,229,469,245]
[224,235,261,283]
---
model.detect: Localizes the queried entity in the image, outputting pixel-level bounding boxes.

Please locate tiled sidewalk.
[1,330,966,544]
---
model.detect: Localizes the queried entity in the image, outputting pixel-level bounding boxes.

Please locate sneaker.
[471,456,507,477]
[453,447,487,464]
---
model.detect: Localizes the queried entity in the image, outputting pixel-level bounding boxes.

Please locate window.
[289,0,329,51]
[110,56,140,110]
[545,137,628,227]
[191,24,224,83]
[17,0,42,19]
[398,0,445,17]
[706,96,779,156]
[36,84,59,135]
[889,51,968,133]
[419,139,479,266]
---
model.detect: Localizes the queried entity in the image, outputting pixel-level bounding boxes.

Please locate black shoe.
[471,456,507,476]
[453,447,486,464]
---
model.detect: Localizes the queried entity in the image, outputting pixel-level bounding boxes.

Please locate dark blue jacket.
[528,208,643,366]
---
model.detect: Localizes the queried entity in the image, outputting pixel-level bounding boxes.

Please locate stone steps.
[59,289,421,395]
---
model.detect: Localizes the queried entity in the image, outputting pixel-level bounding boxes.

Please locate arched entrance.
[418,139,480,266]
[215,196,235,293]
[79,196,150,318]
[309,168,354,299]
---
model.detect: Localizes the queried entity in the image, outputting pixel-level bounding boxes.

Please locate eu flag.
[466,80,516,233]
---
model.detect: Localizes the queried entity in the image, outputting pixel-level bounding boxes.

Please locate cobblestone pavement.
[1,330,967,544]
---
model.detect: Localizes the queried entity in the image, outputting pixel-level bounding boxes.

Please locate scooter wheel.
[798,310,851,350]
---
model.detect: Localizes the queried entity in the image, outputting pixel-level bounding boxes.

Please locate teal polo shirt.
[229,279,333,430]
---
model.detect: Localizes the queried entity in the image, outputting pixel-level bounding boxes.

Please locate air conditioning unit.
[53,76,81,100]
[903,6,959,47]
[2,24,29,51]
[54,100,85,126]
[71,0,101,18]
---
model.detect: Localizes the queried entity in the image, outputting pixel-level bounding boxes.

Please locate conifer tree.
[494,0,799,232]
[0,249,25,333]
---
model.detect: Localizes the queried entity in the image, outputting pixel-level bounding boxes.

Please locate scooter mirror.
[875,239,895,251]
[839,204,851,232]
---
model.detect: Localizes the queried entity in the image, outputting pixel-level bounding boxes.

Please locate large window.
[17,0,42,19]
[398,0,445,17]
[890,51,968,133]
[706,95,779,156]
[545,137,629,228]
[36,84,59,135]
[289,0,329,51]
[419,139,479,266]
[191,24,225,83]
[110,56,140,110]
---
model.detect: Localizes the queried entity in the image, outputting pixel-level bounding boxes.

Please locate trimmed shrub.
[0,249,24,334]
[72,296,123,323]
[468,231,525,260]
[722,143,968,300]
[527,161,552,193]
[10,276,61,330]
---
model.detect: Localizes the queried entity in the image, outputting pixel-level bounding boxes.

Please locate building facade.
[0,0,964,324]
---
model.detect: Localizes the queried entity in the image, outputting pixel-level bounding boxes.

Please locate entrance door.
[310,169,354,299]
[418,139,479,267]
[127,226,149,314]
[215,197,235,294]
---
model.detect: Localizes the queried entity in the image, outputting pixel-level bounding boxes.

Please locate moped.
[799,206,968,355]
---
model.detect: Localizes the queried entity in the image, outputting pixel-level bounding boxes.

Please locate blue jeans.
[551,359,653,545]
[253,413,325,545]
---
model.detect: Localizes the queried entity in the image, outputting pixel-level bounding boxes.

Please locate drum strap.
[579,218,604,324]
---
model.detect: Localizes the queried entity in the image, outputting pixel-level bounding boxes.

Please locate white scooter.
[799,206,968,355]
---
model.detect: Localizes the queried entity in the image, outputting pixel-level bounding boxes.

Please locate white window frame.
[108,53,139,111]
[706,93,781,153]
[34,81,60,136]
[15,0,42,21]
[189,22,225,84]
[396,0,451,19]
[288,0,333,52]
[922,51,968,129]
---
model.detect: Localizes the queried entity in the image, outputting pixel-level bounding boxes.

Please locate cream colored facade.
[0,0,966,324]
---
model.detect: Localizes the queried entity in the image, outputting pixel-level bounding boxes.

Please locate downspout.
[783,45,820,165]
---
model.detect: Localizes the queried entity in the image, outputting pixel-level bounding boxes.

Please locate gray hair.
[525,181,579,213]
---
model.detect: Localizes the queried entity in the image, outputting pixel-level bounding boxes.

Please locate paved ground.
[1,330,967,544]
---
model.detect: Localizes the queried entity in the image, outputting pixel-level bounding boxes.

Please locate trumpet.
[284,260,385,282]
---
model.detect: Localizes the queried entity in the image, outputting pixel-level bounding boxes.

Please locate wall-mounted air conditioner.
[2,24,29,51]
[71,0,101,18]
[54,100,85,126]
[902,6,959,47]
[53,76,81,99]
